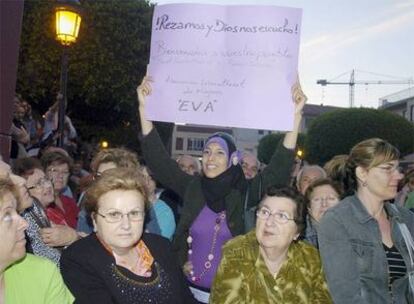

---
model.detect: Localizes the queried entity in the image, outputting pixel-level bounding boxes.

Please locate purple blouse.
[187,206,233,289]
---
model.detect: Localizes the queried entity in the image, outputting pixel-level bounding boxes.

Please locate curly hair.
[259,186,307,235]
[90,148,140,173]
[12,157,43,177]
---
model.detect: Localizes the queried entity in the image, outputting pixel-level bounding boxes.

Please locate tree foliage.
[305,108,414,165]
[258,132,306,165]
[16,0,160,148]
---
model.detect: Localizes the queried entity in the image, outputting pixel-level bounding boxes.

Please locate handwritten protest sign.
[146,3,302,131]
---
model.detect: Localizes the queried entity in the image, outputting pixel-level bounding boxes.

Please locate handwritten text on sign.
[146,4,302,131]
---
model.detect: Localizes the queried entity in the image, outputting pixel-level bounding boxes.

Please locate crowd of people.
[1,76,414,304]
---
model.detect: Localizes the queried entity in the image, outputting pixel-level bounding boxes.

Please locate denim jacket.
[304,215,319,248]
[318,194,414,304]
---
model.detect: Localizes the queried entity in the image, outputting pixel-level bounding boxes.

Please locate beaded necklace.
[186,211,226,283]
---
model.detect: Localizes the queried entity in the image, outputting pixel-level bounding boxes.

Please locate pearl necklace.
[187,211,226,283]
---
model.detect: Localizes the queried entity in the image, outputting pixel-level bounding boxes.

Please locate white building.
[379,87,414,123]
[169,104,344,158]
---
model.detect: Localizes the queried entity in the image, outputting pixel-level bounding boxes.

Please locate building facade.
[379,88,414,124]
[169,104,344,159]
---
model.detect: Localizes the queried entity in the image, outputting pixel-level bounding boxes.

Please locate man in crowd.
[296,164,326,195]
[176,154,200,176]
[240,151,260,180]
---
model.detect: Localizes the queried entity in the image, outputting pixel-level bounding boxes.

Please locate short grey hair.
[296,165,327,186]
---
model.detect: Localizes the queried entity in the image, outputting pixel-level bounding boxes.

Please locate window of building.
[258,130,264,135]
[187,138,205,151]
[402,110,407,119]
[175,137,183,150]
[411,105,414,122]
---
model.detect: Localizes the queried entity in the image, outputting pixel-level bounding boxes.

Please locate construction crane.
[317,69,413,108]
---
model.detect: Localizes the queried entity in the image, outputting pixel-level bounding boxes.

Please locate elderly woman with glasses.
[303,178,343,248]
[12,157,81,263]
[210,186,332,303]
[76,147,141,234]
[318,138,414,304]
[60,167,196,304]
[41,152,79,229]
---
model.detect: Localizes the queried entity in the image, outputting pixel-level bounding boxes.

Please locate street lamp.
[55,0,81,147]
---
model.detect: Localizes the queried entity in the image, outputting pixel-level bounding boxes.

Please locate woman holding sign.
[137,76,305,303]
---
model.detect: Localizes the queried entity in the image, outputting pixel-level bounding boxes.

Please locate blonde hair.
[84,167,149,215]
[344,138,400,193]
[90,148,140,173]
[324,155,348,178]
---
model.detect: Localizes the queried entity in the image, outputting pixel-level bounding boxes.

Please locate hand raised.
[291,81,307,116]
[136,76,153,109]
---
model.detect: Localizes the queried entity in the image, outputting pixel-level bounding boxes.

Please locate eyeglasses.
[93,172,102,181]
[310,195,339,208]
[256,207,295,224]
[47,168,70,177]
[375,164,403,175]
[96,209,145,223]
[27,178,53,190]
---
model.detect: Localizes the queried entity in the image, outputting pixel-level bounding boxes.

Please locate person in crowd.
[12,157,63,264]
[137,76,305,302]
[303,178,342,247]
[395,169,414,208]
[296,165,326,195]
[142,166,176,240]
[177,154,201,176]
[40,147,77,199]
[318,138,414,304]
[323,154,348,193]
[0,156,33,214]
[20,99,41,145]
[42,93,77,148]
[76,147,141,234]
[158,155,201,225]
[41,151,79,228]
[69,159,90,198]
[210,186,332,303]
[240,151,260,180]
[0,177,74,304]
[10,97,30,161]
[60,168,196,303]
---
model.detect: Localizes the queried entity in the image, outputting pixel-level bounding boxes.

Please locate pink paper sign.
[147,3,302,131]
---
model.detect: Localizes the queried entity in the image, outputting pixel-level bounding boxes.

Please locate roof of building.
[176,124,232,134]
[379,99,410,110]
[379,87,414,105]
[303,103,345,116]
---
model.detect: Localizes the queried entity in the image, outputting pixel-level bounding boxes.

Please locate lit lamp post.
[55,0,81,147]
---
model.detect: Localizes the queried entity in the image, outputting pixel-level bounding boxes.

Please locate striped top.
[383,244,406,289]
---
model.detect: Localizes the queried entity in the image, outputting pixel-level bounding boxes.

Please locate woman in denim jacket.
[318,138,414,304]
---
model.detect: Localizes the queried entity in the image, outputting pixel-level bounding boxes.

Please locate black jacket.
[60,233,196,304]
[141,128,295,266]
